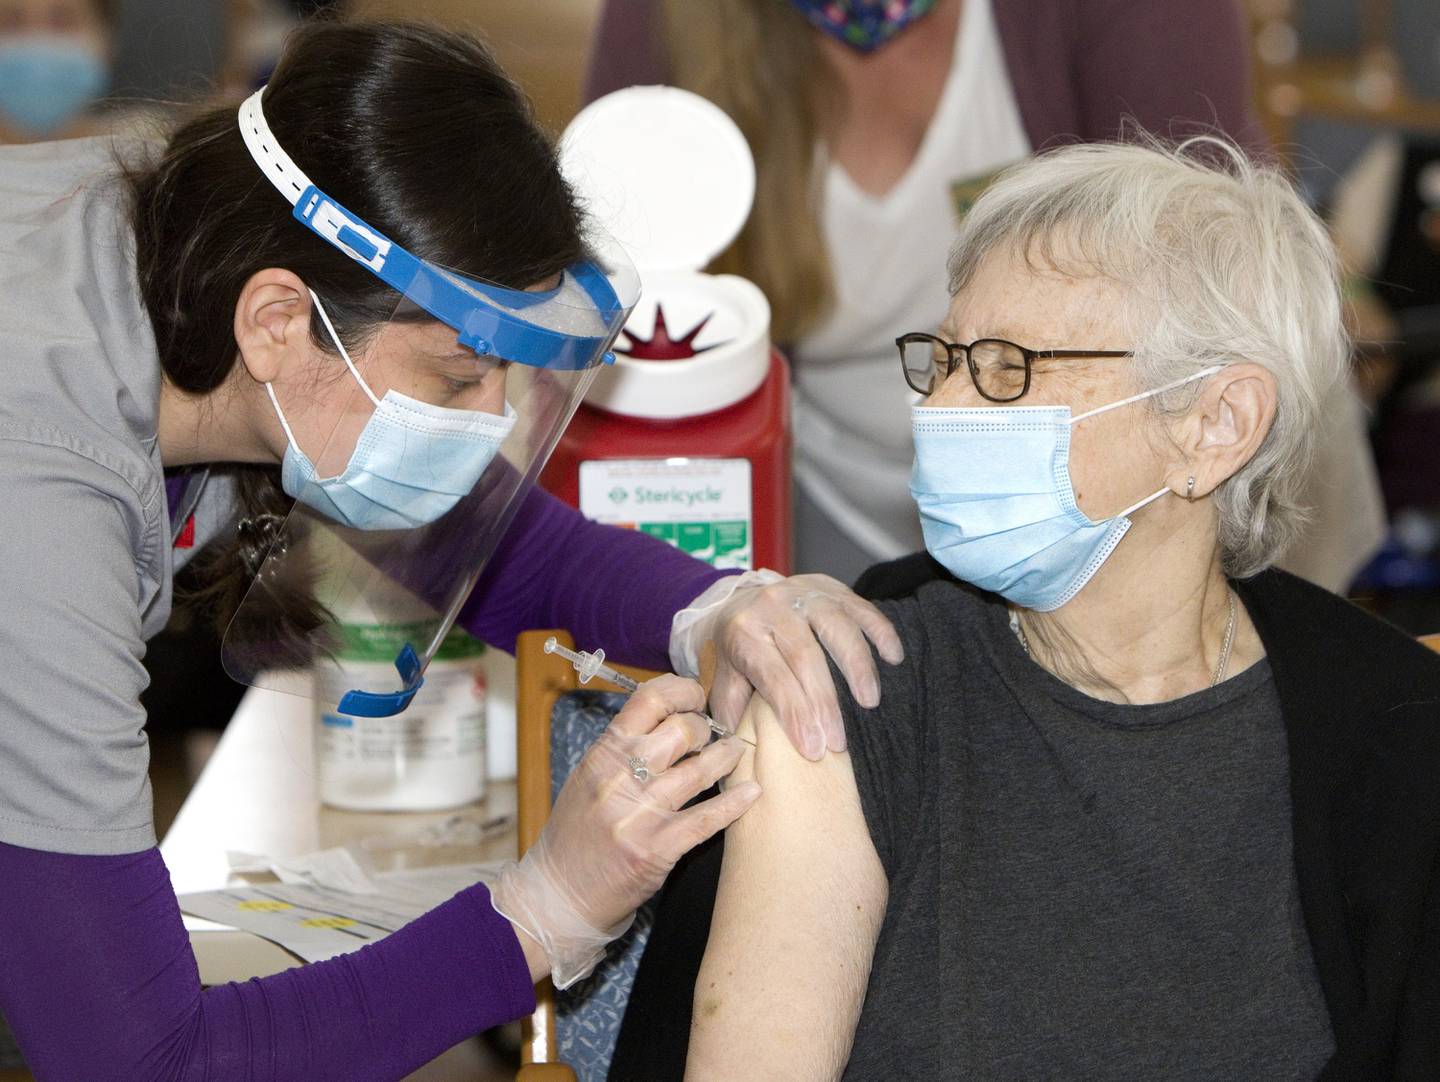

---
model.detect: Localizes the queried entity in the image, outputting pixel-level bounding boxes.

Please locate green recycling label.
[334,620,487,664]
[579,458,752,570]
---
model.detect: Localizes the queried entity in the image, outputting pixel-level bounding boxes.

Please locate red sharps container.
[545,86,791,573]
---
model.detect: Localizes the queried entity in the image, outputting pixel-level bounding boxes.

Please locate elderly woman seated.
[606,140,1440,1081]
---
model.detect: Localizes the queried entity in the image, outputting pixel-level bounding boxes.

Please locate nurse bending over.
[0,21,900,1081]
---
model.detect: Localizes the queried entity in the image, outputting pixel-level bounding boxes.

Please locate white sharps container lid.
[560,86,771,420]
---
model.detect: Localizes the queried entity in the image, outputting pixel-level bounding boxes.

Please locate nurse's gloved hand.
[670,571,904,761]
[490,675,759,989]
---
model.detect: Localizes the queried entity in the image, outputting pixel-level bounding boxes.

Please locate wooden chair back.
[513,630,658,1081]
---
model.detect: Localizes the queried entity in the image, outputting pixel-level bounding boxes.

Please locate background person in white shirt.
[586,0,1386,593]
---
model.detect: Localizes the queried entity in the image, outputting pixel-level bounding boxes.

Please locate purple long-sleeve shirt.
[0,485,730,1079]
[461,485,731,668]
[0,844,534,1081]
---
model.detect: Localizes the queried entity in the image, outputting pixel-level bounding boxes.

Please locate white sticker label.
[578,457,753,569]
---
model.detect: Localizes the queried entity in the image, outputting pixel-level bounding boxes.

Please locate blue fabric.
[910,405,1131,611]
[0,38,107,136]
[549,690,655,1082]
[909,370,1217,611]
[788,0,938,53]
[273,292,517,531]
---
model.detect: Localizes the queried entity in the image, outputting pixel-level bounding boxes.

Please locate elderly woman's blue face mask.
[909,366,1220,611]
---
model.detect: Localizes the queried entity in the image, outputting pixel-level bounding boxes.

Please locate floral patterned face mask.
[789,0,940,53]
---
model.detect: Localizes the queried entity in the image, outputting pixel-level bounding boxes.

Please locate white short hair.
[947,137,1348,577]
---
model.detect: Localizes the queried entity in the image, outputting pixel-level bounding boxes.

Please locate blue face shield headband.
[238,88,624,371]
[910,366,1222,612]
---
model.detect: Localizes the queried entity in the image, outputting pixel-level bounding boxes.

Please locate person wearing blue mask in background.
[0,20,902,1080]
[0,0,112,142]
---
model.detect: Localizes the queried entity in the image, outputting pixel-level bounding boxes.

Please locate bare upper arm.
[685,695,887,1081]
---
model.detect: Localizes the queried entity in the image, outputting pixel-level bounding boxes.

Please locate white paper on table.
[178,861,506,963]
[226,845,380,893]
[272,847,380,894]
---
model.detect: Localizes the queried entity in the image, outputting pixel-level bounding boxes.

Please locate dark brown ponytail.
[127,20,587,666]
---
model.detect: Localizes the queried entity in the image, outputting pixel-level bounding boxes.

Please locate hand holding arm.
[672,573,904,760]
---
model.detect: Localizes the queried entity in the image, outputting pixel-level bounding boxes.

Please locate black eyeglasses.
[896,332,1133,401]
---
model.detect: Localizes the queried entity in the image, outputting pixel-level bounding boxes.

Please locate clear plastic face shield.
[221,89,639,716]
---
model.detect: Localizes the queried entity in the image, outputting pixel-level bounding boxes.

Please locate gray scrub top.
[0,138,235,855]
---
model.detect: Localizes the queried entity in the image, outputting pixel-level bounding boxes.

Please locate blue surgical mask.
[909,367,1221,611]
[0,36,108,137]
[789,0,938,53]
[266,291,518,531]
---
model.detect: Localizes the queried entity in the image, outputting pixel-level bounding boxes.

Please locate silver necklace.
[1211,590,1237,686]
[1009,590,1238,686]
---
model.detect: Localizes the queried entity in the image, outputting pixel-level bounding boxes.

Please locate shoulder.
[0,135,135,188]
[583,0,671,103]
[854,551,952,601]
[0,427,167,627]
[837,569,994,852]
[992,0,1260,151]
[999,0,1246,45]
[856,553,1000,647]
[1240,569,1440,784]
[1240,568,1440,689]
[0,136,151,244]
[0,425,163,543]
[0,137,163,525]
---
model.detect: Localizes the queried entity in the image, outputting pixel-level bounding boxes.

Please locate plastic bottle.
[314,576,488,811]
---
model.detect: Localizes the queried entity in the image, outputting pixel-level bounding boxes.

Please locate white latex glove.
[670,571,904,760]
[491,675,759,989]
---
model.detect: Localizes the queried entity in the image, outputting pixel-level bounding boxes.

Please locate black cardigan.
[609,563,1440,1081]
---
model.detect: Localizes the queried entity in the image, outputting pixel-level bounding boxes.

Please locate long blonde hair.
[661,0,837,342]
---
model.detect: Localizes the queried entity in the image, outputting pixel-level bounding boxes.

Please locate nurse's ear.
[233,269,315,385]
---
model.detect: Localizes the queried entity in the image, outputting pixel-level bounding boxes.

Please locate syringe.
[543,637,753,747]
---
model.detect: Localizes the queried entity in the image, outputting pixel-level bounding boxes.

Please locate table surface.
[159,676,520,1081]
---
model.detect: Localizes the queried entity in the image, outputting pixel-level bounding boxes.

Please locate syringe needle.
[544,637,755,747]
[705,715,755,748]
[543,637,640,690]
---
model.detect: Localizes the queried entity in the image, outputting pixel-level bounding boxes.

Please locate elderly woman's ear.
[1172,362,1278,500]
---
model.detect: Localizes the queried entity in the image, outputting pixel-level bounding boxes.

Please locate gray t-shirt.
[0,138,234,854]
[840,580,1335,1080]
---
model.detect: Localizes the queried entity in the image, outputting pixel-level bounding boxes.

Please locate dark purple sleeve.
[459,486,734,670]
[583,0,671,103]
[1072,0,1268,154]
[0,841,535,1082]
